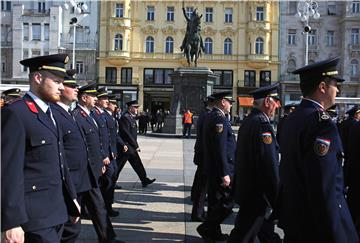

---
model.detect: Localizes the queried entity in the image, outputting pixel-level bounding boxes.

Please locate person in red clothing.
[182,109,193,138]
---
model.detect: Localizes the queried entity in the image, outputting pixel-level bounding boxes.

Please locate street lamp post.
[63,1,89,69]
[296,0,320,65]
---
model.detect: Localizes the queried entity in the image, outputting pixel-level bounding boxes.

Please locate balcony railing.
[247,54,270,61]
[108,50,130,58]
[349,44,360,50]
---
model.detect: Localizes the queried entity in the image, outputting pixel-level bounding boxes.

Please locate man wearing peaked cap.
[278,57,359,243]
[197,91,236,241]
[78,82,98,96]
[1,88,22,106]
[228,83,281,243]
[117,100,156,187]
[63,69,79,89]
[191,94,215,222]
[1,54,80,243]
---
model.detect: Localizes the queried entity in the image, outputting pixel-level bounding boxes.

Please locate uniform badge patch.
[80,110,87,117]
[314,138,331,156]
[262,132,272,144]
[215,124,223,133]
[25,101,38,113]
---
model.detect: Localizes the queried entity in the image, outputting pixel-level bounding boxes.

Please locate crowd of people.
[191,57,360,243]
[1,53,156,243]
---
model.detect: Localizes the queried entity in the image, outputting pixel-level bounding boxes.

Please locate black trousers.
[61,188,116,243]
[100,161,117,211]
[183,124,192,137]
[228,202,281,243]
[199,182,233,236]
[191,168,207,217]
[116,146,147,182]
[26,224,64,243]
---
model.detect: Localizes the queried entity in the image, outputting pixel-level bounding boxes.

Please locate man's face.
[222,99,232,114]
[354,112,360,121]
[324,79,339,109]
[129,105,138,115]
[97,98,109,109]
[61,85,78,103]
[84,94,97,109]
[265,97,281,118]
[36,72,64,103]
[108,102,117,112]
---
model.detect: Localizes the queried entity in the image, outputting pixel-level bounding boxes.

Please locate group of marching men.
[190,57,360,243]
[1,53,156,243]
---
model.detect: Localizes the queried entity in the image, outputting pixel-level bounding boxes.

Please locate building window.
[351,59,359,77]
[308,30,317,46]
[289,2,297,14]
[288,29,296,45]
[105,67,117,84]
[351,28,359,45]
[225,8,233,23]
[38,1,46,13]
[204,37,213,54]
[352,1,360,13]
[147,6,154,21]
[2,62,5,73]
[327,31,335,46]
[287,59,296,73]
[114,34,123,50]
[256,6,264,21]
[255,37,264,54]
[146,36,154,53]
[327,2,336,15]
[186,7,193,19]
[165,36,174,53]
[244,70,256,87]
[167,6,174,21]
[32,23,41,41]
[32,49,41,57]
[23,23,29,41]
[44,24,49,40]
[76,61,84,74]
[23,49,28,71]
[212,70,233,86]
[1,1,11,11]
[224,38,232,55]
[144,68,174,84]
[115,3,124,18]
[121,67,132,84]
[260,71,271,87]
[205,7,213,22]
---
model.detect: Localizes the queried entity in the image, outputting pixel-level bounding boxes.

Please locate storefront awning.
[238,97,253,107]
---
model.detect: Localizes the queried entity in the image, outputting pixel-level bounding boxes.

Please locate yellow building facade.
[98,0,279,117]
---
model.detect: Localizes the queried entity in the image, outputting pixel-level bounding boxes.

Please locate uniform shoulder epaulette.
[317,109,331,122]
[258,113,269,123]
[8,97,22,105]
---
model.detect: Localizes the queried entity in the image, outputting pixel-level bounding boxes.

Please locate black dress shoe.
[99,238,125,243]
[142,178,156,187]
[114,184,122,189]
[213,233,228,241]
[108,209,120,217]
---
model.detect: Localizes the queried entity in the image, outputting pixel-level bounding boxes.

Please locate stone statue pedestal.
[162,67,217,135]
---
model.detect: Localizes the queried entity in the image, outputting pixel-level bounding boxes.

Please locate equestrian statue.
[180,8,205,67]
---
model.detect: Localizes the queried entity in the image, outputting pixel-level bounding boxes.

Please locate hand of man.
[103,157,110,165]
[3,227,24,243]
[221,175,231,187]
[111,152,116,160]
[101,165,106,174]
[123,145,128,153]
[70,199,81,224]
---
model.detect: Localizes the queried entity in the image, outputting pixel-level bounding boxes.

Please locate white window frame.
[256,6,264,21]
[115,3,124,18]
[225,8,233,23]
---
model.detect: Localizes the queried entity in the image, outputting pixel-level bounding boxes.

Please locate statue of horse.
[181,8,205,67]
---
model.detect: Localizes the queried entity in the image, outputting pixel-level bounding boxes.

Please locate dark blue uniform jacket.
[118,111,139,149]
[278,99,359,243]
[1,94,77,232]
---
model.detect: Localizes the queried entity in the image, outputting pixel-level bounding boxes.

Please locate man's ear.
[32,72,43,85]
[318,81,326,94]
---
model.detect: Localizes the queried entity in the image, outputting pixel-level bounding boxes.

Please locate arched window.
[165,36,174,53]
[287,59,296,73]
[351,59,359,77]
[114,34,123,50]
[204,37,213,54]
[224,38,232,55]
[146,36,154,53]
[255,37,264,54]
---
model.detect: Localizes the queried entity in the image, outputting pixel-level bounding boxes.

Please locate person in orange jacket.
[182,109,193,138]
